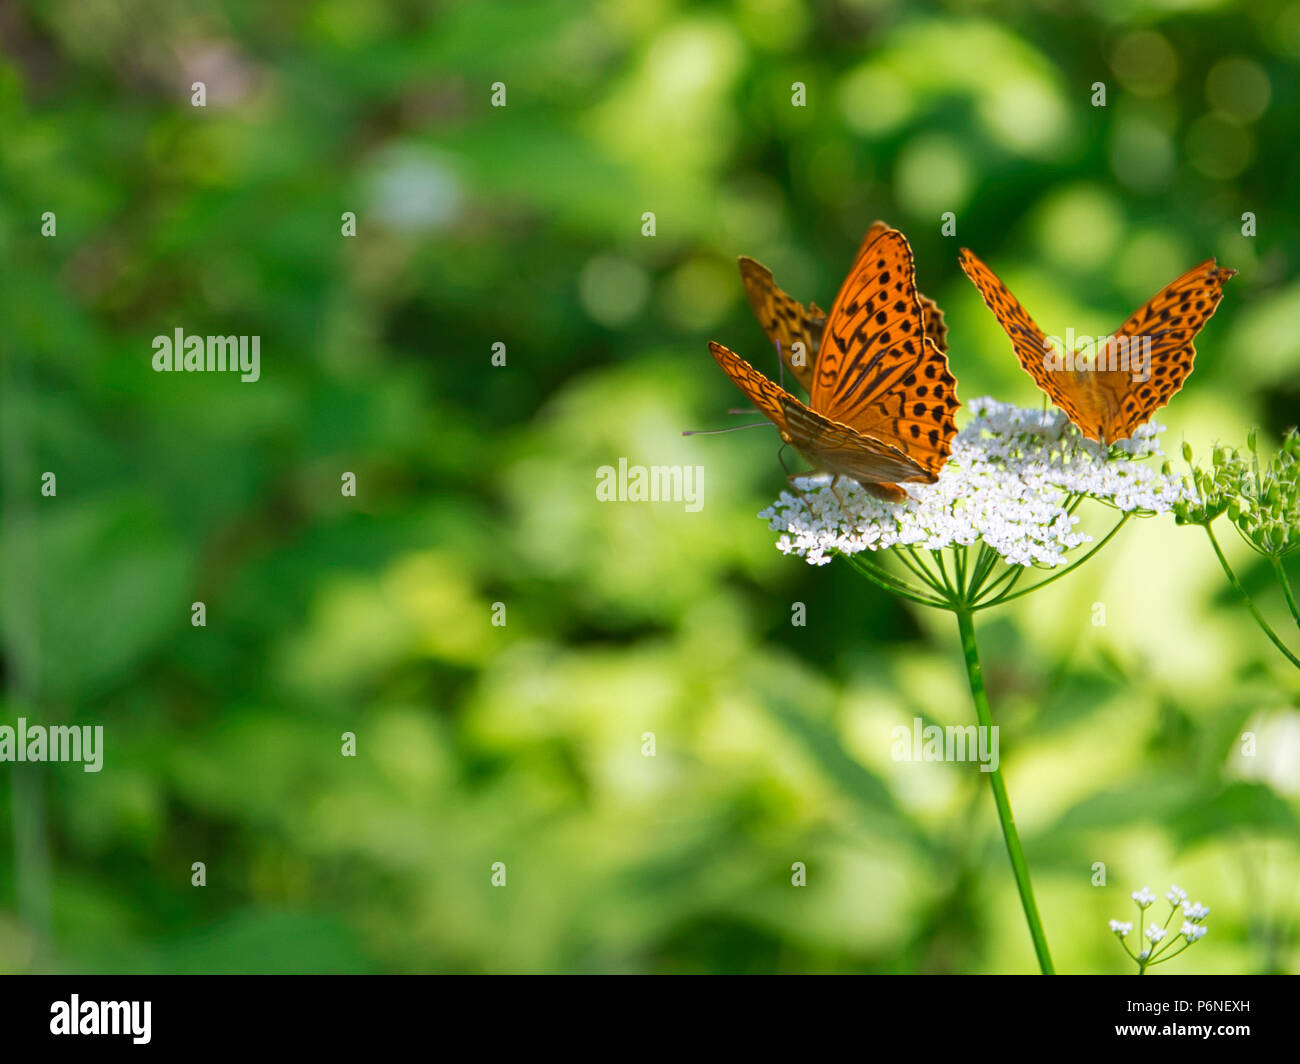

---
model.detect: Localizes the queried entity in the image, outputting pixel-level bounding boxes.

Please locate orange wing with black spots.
[957,248,1086,426]
[707,341,928,499]
[1091,260,1236,441]
[738,224,949,397]
[737,256,825,391]
[851,222,949,355]
[812,226,959,476]
[960,248,1234,443]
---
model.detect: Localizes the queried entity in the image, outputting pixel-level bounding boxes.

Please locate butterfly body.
[710,224,960,502]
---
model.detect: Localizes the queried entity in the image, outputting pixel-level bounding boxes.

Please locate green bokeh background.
[1,0,1297,974]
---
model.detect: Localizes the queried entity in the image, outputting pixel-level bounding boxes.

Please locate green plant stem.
[974,514,1131,609]
[972,561,1024,605]
[954,607,1055,974]
[900,545,944,593]
[841,553,947,609]
[932,549,957,598]
[1147,940,1193,966]
[1204,524,1300,669]
[1270,556,1300,630]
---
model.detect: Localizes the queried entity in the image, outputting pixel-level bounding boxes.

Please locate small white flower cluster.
[759,397,1189,568]
[1181,899,1211,940]
[1110,883,1211,965]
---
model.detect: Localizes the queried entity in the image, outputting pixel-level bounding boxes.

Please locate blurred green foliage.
[0,0,1297,973]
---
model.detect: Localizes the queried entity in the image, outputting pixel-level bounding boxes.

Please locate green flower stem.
[1204,524,1300,669]
[973,513,1131,610]
[841,553,948,609]
[954,606,1055,974]
[897,546,946,596]
[968,543,1014,600]
[932,549,957,597]
[1270,556,1300,630]
[971,561,1024,605]
[1148,940,1193,967]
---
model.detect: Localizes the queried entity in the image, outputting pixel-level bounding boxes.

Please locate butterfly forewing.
[707,341,928,489]
[959,248,1100,432]
[852,222,950,356]
[812,228,959,477]
[1095,260,1235,440]
[707,339,795,428]
[738,224,950,401]
[737,257,824,391]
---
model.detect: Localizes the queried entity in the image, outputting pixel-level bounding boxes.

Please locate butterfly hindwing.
[919,293,949,355]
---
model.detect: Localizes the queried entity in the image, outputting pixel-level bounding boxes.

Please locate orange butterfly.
[959,248,1235,444]
[709,224,960,502]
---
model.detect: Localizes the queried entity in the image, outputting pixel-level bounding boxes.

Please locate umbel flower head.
[760,397,1187,570]
[1110,883,1211,973]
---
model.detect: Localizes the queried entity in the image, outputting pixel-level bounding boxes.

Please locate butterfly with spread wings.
[709,223,960,502]
[959,248,1235,444]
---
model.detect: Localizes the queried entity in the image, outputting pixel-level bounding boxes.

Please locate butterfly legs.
[776,444,855,514]
[828,476,851,511]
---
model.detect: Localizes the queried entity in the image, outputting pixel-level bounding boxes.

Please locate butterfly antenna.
[775,339,786,389]
[682,422,776,437]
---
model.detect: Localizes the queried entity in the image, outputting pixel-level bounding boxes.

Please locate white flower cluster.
[1131,885,1156,909]
[1110,884,1212,956]
[759,397,1189,568]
